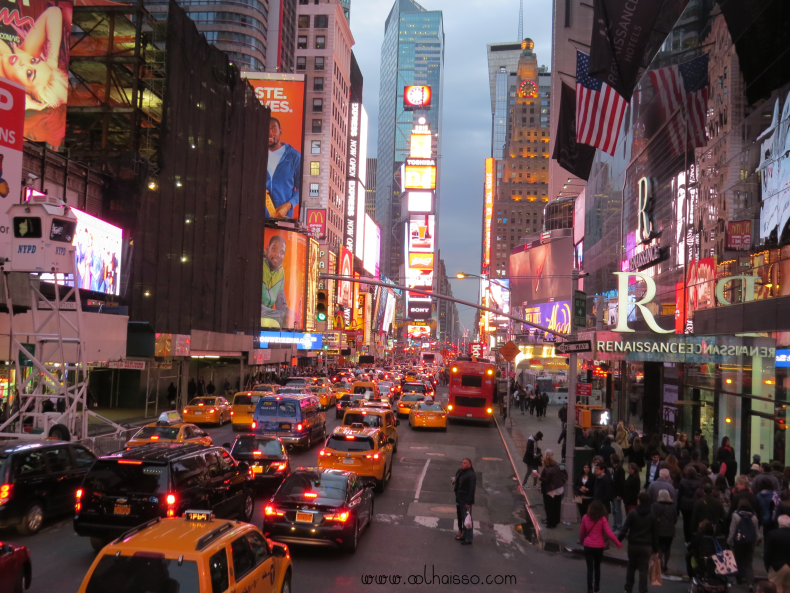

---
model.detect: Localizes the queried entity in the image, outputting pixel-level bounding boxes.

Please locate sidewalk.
[497,403,767,580]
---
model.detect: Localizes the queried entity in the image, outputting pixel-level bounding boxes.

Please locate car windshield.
[338,394,351,402]
[276,472,347,502]
[352,386,373,394]
[379,383,393,389]
[327,435,375,452]
[84,461,170,495]
[231,437,285,457]
[257,400,297,417]
[233,394,261,405]
[403,384,426,393]
[253,385,275,392]
[85,555,199,593]
[342,413,382,427]
[188,398,216,406]
[134,426,180,440]
[402,394,425,402]
[417,403,444,411]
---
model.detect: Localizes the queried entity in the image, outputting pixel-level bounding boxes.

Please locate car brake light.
[274,462,287,471]
[252,422,257,429]
[166,494,176,505]
[304,492,318,498]
[297,424,303,431]
[183,409,188,414]
[0,484,12,505]
[442,414,447,418]
[264,505,284,516]
[345,435,355,440]
[364,453,380,459]
[198,403,204,406]
[253,450,262,456]
[230,411,234,416]
[319,449,326,456]
[118,460,143,465]
[76,488,83,499]
[325,511,349,522]
[208,408,215,413]
[150,436,159,440]
[336,403,342,408]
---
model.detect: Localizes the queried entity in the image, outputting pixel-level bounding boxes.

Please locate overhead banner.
[552,83,595,181]
[0,76,25,258]
[244,73,306,220]
[262,228,307,330]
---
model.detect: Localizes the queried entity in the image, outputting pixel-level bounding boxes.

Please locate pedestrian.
[540,389,549,419]
[652,489,678,572]
[717,436,737,484]
[692,431,710,466]
[206,381,216,396]
[647,468,678,505]
[579,500,623,593]
[728,498,760,591]
[559,403,568,430]
[187,378,197,399]
[660,453,682,488]
[223,378,231,394]
[689,450,709,477]
[167,382,177,408]
[714,474,731,515]
[679,465,702,543]
[612,454,626,532]
[600,437,616,469]
[624,463,641,513]
[577,428,596,449]
[197,378,205,396]
[757,481,781,537]
[592,462,613,512]
[692,482,725,538]
[765,515,790,593]
[616,421,629,449]
[528,388,536,416]
[539,450,567,529]
[558,426,567,462]
[625,436,646,475]
[644,453,661,488]
[453,458,476,545]
[523,431,543,489]
[618,492,659,593]
[575,462,596,517]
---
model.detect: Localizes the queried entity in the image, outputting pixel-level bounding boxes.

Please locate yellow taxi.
[318,426,394,492]
[183,396,232,426]
[397,392,426,417]
[231,391,262,431]
[77,510,293,593]
[125,412,213,448]
[341,404,399,452]
[252,383,279,394]
[312,386,337,410]
[409,399,448,431]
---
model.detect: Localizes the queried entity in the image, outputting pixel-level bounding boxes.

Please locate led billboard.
[244,73,306,221]
[404,85,432,110]
[510,235,574,306]
[483,158,494,271]
[305,209,326,238]
[404,160,437,190]
[407,191,433,213]
[521,301,572,336]
[363,214,380,277]
[481,278,510,329]
[407,325,432,339]
[306,238,320,330]
[262,228,307,329]
[408,252,434,270]
[0,76,25,258]
[337,245,354,308]
[408,215,435,253]
[346,102,368,258]
[408,302,432,320]
[259,331,322,350]
[410,133,432,158]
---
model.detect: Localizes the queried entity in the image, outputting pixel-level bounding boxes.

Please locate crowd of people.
[524,417,790,593]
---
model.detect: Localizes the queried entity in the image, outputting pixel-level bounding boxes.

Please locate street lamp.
[455,272,510,291]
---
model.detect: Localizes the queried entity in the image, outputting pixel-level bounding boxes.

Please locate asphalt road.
[2,387,692,592]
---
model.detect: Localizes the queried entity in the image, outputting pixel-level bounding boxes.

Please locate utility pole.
[561,268,581,525]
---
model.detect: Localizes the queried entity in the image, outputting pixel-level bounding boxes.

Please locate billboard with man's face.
[337,245,353,309]
[243,73,305,221]
[262,228,307,330]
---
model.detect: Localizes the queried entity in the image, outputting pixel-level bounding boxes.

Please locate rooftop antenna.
[518,0,523,41]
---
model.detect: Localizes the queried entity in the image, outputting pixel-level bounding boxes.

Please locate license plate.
[466,414,473,417]
[342,458,355,465]
[194,411,202,415]
[114,505,131,515]
[252,466,263,474]
[281,424,291,430]
[295,512,313,523]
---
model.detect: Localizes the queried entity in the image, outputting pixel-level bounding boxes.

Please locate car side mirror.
[222,442,231,449]
[237,461,250,473]
[272,544,288,558]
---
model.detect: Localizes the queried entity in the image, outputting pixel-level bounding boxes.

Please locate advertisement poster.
[244,73,305,221]
[363,214,380,277]
[0,76,25,258]
[0,0,72,148]
[407,324,431,339]
[305,209,326,238]
[510,235,574,306]
[408,214,435,252]
[306,238,319,330]
[727,220,752,251]
[337,245,353,308]
[262,228,306,330]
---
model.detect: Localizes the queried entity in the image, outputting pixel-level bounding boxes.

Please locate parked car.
[0,540,31,591]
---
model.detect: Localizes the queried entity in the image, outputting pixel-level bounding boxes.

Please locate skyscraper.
[487,42,522,159]
[376,0,444,279]
[266,0,298,73]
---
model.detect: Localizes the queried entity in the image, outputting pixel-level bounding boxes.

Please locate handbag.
[649,555,662,586]
[463,510,473,529]
[711,539,738,576]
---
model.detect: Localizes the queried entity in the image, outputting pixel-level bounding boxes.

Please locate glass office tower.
[376,0,444,278]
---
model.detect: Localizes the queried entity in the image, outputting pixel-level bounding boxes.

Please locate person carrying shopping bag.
[579,500,623,593]
[453,458,476,545]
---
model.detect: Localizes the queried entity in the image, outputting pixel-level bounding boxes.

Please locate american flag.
[649,54,710,156]
[576,50,628,156]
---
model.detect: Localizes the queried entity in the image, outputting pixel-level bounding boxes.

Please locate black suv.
[0,440,97,535]
[74,443,254,550]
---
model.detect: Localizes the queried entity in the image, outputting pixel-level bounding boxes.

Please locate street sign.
[555,340,593,355]
[440,348,449,357]
[576,383,592,397]
[574,290,587,329]
[499,340,519,362]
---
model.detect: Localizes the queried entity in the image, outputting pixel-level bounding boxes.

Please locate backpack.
[757,490,775,525]
[734,512,756,545]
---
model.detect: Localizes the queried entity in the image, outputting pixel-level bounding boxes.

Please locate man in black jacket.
[619,492,659,593]
[454,458,477,545]
[576,428,596,450]
[523,432,543,488]
[765,514,790,593]
[592,462,614,509]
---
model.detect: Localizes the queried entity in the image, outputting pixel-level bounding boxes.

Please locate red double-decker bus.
[447,357,496,423]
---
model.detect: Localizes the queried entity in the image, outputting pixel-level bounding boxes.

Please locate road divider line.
[414,459,431,502]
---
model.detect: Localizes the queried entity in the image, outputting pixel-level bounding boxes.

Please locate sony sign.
[408,303,432,320]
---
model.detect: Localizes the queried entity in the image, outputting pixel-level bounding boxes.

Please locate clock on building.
[519,79,538,98]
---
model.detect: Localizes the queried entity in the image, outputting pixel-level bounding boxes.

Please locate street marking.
[413,516,439,528]
[482,457,502,461]
[414,459,431,502]
[410,446,429,449]
[374,514,401,523]
[426,452,445,456]
[493,523,514,545]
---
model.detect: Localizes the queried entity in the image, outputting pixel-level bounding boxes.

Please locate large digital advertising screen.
[1,0,73,149]
[410,133,432,158]
[0,76,25,259]
[408,215,435,253]
[407,191,432,213]
[262,228,307,330]
[363,214,380,277]
[481,278,510,329]
[244,73,306,221]
[403,159,437,190]
[259,331,322,350]
[337,245,354,308]
[510,235,574,306]
[407,325,431,339]
[403,85,432,110]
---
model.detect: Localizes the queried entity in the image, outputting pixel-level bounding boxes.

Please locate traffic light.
[316,290,328,322]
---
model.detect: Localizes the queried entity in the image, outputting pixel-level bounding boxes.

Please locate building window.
[315,35,326,49]
[315,56,325,70]
[309,183,319,197]
[311,140,321,154]
[312,119,322,133]
[299,0,307,4]
[313,77,324,91]
[296,56,306,70]
[297,36,307,49]
[312,98,323,112]
[298,15,309,28]
[310,162,320,175]
[314,14,328,28]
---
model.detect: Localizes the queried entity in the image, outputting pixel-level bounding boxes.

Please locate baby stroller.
[687,533,734,593]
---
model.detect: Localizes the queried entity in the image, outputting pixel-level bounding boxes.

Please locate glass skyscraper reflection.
[376,0,444,278]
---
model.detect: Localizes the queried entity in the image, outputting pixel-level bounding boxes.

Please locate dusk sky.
[350,0,553,332]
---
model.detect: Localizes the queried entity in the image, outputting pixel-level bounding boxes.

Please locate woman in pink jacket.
[579,500,623,593]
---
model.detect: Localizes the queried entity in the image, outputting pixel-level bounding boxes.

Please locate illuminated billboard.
[510,234,574,306]
[306,238,320,330]
[244,73,306,221]
[346,102,368,257]
[259,331,322,350]
[407,325,432,339]
[337,245,354,308]
[404,159,437,190]
[262,228,307,329]
[483,158,494,271]
[410,133,432,158]
[408,302,432,320]
[408,215,435,253]
[408,252,434,270]
[0,77,25,258]
[407,191,433,213]
[305,209,326,238]
[480,278,510,330]
[522,301,572,336]
[363,214,381,277]
[404,85,432,110]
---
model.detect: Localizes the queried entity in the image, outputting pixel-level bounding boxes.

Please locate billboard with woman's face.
[0,0,72,148]
[262,228,307,330]
[337,245,353,308]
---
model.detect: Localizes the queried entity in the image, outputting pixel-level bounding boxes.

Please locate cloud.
[351,0,552,327]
